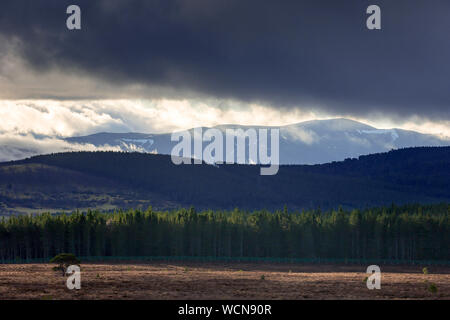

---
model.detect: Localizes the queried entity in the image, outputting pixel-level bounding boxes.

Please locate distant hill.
[64,118,449,164]
[0,147,449,215]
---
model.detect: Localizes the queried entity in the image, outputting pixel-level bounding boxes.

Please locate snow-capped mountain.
[63,118,449,165]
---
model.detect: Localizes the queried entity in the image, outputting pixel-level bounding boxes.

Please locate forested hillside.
[0,204,448,263]
[0,147,449,213]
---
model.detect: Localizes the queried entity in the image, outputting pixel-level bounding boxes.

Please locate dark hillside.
[0,147,449,213]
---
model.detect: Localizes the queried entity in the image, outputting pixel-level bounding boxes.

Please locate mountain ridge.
[0,118,448,164]
[0,146,449,215]
[65,118,449,165]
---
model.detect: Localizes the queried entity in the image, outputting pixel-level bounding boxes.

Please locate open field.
[0,262,449,300]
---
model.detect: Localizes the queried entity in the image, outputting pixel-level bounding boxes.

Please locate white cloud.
[0,99,322,161]
[283,126,319,145]
[0,99,321,137]
[0,99,448,162]
[353,113,450,140]
[0,132,124,162]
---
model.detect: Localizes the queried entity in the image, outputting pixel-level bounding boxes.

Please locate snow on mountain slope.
[63,119,448,165]
[1,119,448,164]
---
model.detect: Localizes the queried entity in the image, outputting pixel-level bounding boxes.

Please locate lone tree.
[50,253,80,276]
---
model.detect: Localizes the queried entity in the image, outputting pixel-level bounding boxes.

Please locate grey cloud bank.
[0,0,449,122]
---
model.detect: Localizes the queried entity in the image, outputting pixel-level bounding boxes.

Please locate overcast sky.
[0,0,449,140]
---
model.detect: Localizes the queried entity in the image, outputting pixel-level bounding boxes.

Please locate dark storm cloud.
[0,0,449,120]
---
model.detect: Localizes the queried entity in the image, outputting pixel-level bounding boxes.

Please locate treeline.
[0,203,448,262]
